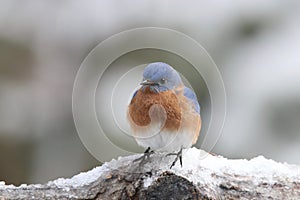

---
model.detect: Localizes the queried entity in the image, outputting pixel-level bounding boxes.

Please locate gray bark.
[1,148,300,200]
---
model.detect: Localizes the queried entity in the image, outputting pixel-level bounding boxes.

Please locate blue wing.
[132,90,138,99]
[183,87,200,114]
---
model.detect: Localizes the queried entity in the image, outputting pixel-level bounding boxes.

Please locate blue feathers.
[132,90,138,98]
[183,87,200,114]
[142,62,182,91]
[143,62,176,82]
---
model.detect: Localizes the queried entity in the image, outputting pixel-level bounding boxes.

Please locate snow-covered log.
[1,148,300,199]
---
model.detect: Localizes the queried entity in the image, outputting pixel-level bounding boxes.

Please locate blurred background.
[1,0,300,185]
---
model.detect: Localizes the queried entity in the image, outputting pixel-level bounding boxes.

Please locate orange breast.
[128,87,181,131]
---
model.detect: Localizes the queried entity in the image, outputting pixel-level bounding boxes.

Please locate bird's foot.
[166,147,183,169]
[133,147,154,168]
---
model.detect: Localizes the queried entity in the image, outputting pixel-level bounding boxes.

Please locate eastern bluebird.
[128,62,201,167]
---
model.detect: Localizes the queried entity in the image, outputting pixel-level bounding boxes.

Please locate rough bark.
[1,148,300,200]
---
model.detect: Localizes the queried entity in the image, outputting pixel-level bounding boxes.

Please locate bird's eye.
[160,78,166,84]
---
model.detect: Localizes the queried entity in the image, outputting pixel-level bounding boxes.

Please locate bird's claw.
[133,147,154,168]
[166,147,183,169]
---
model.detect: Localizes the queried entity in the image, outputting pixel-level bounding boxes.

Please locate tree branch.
[1,148,300,199]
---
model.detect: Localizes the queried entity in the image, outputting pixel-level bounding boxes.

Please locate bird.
[127,62,201,168]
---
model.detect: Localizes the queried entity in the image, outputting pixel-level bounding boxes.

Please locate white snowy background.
[0,0,300,185]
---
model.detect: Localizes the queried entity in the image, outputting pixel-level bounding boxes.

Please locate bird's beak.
[140,80,158,86]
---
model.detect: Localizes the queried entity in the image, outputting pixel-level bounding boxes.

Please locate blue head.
[141,62,182,92]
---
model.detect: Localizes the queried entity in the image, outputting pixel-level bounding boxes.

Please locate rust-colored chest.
[128,87,182,130]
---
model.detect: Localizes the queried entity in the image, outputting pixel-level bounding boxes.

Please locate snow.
[1,148,300,190]
[136,148,300,188]
[49,164,109,188]
[0,163,110,190]
[143,176,156,188]
[47,154,141,188]
[169,148,300,187]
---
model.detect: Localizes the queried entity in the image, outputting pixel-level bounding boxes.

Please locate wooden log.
[1,148,300,199]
